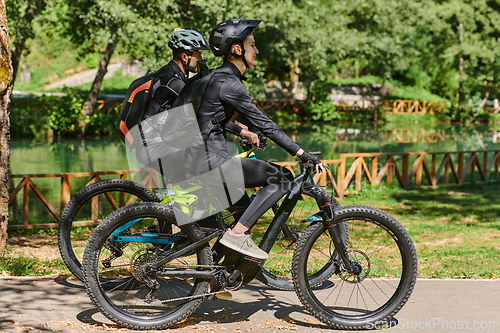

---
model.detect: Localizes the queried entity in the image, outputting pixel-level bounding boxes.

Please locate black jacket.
[142,61,187,120]
[196,61,301,156]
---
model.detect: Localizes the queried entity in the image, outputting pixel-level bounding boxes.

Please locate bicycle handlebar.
[240,133,268,153]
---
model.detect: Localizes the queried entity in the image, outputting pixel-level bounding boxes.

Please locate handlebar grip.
[309,151,322,156]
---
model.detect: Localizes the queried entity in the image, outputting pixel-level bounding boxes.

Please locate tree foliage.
[7,0,500,111]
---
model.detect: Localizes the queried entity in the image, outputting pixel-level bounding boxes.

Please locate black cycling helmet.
[209,18,261,56]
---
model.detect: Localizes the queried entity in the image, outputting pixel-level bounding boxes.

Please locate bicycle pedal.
[214,291,232,300]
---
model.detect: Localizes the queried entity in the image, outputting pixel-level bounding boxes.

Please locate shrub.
[46,92,84,136]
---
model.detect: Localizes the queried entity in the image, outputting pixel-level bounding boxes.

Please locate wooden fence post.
[415,156,423,187]
[355,160,362,191]
[483,152,488,180]
[60,174,71,214]
[23,181,30,228]
[371,156,378,184]
[338,155,346,199]
[431,154,437,185]
[444,156,450,185]
[402,154,409,190]
[458,153,464,185]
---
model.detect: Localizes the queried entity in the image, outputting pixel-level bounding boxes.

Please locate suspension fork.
[305,175,360,275]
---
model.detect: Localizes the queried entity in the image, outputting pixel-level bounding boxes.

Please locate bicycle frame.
[113,162,352,287]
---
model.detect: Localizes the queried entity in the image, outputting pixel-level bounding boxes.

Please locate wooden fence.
[8,170,160,229]
[8,149,500,229]
[383,100,447,114]
[336,149,500,198]
[252,98,300,113]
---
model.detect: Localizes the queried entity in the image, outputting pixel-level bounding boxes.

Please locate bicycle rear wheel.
[292,205,418,330]
[58,179,159,281]
[257,187,344,290]
[82,202,212,330]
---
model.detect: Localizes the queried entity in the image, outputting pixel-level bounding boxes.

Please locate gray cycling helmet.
[209,18,261,56]
[168,29,210,52]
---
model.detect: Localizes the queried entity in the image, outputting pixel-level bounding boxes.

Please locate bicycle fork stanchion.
[306,167,359,277]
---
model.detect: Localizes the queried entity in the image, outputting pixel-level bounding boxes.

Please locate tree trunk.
[458,22,464,105]
[0,0,13,252]
[290,58,301,94]
[10,1,45,88]
[80,39,117,134]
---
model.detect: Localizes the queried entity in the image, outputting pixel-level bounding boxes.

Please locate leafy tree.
[187,0,350,90]
[340,0,426,83]
[57,0,178,133]
[0,0,13,252]
[5,0,46,87]
[416,0,500,106]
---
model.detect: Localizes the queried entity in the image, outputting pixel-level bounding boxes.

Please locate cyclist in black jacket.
[187,19,324,259]
[145,29,208,119]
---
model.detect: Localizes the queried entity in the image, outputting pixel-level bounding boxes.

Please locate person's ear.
[181,53,189,63]
[232,43,242,56]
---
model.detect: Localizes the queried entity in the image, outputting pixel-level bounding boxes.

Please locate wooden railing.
[8,150,500,229]
[252,98,300,113]
[336,150,500,198]
[383,100,447,114]
[334,99,378,112]
[8,169,160,229]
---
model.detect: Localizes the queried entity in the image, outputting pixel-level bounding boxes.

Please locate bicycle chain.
[158,289,228,304]
[146,264,227,304]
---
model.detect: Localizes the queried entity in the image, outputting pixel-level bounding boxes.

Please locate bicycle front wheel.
[82,202,212,330]
[292,205,417,330]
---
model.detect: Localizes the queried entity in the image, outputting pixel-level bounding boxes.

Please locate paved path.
[0,277,499,333]
[42,64,122,90]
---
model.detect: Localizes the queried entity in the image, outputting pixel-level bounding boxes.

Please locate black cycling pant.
[200,157,294,229]
[239,159,294,228]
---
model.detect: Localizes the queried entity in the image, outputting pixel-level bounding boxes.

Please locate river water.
[11,122,500,175]
[9,122,500,224]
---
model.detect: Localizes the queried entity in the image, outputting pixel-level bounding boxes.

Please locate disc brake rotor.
[338,249,371,283]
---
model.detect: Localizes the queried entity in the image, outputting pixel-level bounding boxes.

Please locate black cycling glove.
[298,151,321,166]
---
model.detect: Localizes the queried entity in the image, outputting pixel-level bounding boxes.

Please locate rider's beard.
[188,65,198,73]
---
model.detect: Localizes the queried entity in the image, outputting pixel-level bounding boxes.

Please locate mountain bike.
[81,157,417,330]
[58,135,338,291]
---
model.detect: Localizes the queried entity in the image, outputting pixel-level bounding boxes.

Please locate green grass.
[332,75,383,86]
[389,85,448,103]
[0,252,70,277]
[340,181,500,278]
[381,112,451,125]
[7,227,58,237]
[14,62,134,96]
